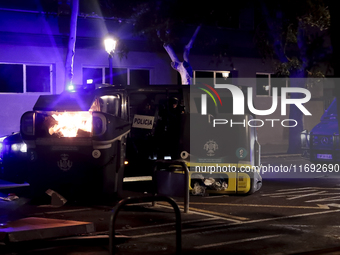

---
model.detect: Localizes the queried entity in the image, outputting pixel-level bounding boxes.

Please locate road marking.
[117,217,220,232]
[178,206,249,221]
[261,189,317,197]
[326,203,340,208]
[157,204,247,222]
[315,188,340,190]
[278,187,340,191]
[126,229,180,239]
[276,187,316,192]
[180,202,330,210]
[204,195,229,199]
[286,191,327,200]
[125,209,340,239]
[306,196,340,203]
[194,234,282,249]
[310,193,340,196]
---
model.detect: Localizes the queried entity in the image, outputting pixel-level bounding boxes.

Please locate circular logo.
[236,147,247,159]
[321,137,329,144]
[92,150,101,159]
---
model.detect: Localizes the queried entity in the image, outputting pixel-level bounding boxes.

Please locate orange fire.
[48,112,92,137]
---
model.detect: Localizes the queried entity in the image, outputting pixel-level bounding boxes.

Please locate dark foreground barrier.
[109,195,182,254]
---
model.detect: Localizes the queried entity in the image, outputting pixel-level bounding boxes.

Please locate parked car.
[301,98,339,163]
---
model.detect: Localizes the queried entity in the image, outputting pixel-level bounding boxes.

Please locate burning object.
[48,112,92,138]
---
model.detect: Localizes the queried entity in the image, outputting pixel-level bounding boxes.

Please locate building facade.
[0,4,331,153]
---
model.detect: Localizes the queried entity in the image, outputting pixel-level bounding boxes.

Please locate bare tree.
[128,1,239,85]
[163,25,201,85]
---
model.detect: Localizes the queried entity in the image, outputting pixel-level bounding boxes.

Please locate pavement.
[260,143,289,155]
[0,151,321,255]
[3,182,340,255]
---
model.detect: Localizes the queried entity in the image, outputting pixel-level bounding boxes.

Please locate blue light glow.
[67,84,75,91]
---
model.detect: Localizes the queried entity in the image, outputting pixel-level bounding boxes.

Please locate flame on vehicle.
[48,112,92,137]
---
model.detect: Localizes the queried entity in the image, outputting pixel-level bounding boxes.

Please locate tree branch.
[163,43,180,70]
[183,25,201,62]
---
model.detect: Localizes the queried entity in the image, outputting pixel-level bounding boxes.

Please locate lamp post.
[104,36,117,85]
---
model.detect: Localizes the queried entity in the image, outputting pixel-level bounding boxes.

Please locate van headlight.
[0,136,7,160]
[11,143,27,153]
[92,112,107,136]
[21,111,35,136]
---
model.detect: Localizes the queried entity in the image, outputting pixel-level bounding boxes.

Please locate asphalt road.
[2,155,340,254]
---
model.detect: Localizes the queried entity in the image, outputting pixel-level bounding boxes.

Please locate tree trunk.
[287,70,307,154]
[64,0,79,89]
[287,20,308,154]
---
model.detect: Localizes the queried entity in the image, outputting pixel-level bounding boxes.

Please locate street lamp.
[104,36,117,85]
[222,71,230,79]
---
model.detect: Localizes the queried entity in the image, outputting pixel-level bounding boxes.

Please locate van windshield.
[321,99,337,120]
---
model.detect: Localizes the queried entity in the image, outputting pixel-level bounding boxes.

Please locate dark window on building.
[195,71,214,85]
[105,68,127,85]
[256,73,270,96]
[83,68,102,85]
[0,63,52,93]
[26,66,50,92]
[130,69,150,87]
[0,64,23,93]
[83,67,150,86]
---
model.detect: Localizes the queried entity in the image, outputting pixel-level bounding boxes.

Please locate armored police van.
[301,98,339,163]
[1,83,262,200]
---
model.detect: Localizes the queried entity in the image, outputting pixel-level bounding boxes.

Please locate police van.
[1,83,262,200]
[301,98,339,163]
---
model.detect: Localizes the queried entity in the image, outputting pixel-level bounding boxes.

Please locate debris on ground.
[46,189,67,207]
[0,193,19,201]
